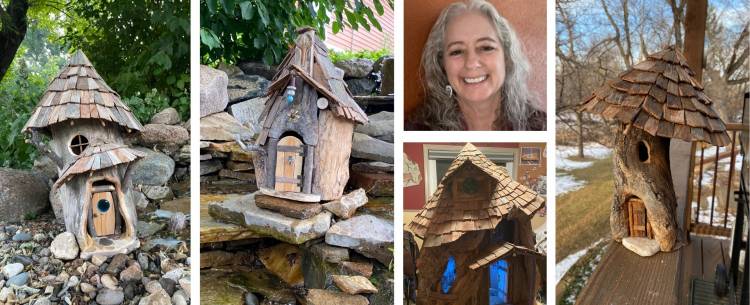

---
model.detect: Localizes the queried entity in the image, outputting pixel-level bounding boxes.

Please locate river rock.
[352,132,394,163]
[325,215,394,265]
[96,288,125,305]
[6,272,29,286]
[150,107,181,125]
[208,193,332,244]
[322,188,368,219]
[142,185,174,201]
[332,275,378,294]
[0,168,49,222]
[622,237,660,257]
[200,112,253,141]
[228,74,269,103]
[335,58,374,78]
[305,289,368,305]
[2,263,23,278]
[200,65,229,118]
[130,148,175,186]
[50,232,79,260]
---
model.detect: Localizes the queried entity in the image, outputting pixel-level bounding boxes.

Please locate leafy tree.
[200,0,393,65]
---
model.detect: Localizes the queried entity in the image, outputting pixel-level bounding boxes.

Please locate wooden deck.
[576,235,729,305]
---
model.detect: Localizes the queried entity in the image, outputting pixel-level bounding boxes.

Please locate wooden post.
[303,144,314,193]
[683,0,707,81]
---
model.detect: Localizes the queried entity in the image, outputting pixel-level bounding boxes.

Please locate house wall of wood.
[49,120,124,171]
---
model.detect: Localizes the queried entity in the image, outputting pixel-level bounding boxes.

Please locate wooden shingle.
[56,143,146,186]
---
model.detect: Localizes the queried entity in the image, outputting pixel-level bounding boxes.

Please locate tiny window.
[637,141,649,162]
[70,135,89,155]
[440,256,457,294]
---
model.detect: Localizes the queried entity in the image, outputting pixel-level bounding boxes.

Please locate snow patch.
[556,174,586,195]
[556,239,604,284]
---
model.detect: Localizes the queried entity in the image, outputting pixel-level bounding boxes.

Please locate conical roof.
[579,46,730,146]
[406,143,545,248]
[259,28,368,131]
[56,143,146,185]
[23,50,143,133]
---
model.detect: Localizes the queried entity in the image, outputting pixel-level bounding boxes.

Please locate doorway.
[275,135,304,192]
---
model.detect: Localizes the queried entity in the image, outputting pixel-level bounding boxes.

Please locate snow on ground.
[556,143,612,171]
[557,174,586,196]
[556,239,604,284]
[692,199,736,228]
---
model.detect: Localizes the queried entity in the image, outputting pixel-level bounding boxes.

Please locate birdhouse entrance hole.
[626,197,653,238]
[88,180,124,239]
[637,141,650,163]
[274,135,304,192]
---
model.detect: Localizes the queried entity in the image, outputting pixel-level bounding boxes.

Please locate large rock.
[334,58,374,78]
[325,215,394,265]
[200,112,253,141]
[351,133,394,163]
[322,188,368,219]
[150,107,181,125]
[50,232,79,260]
[255,194,322,219]
[137,124,190,149]
[227,74,269,103]
[376,56,394,95]
[258,244,304,286]
[237,62,277,80]
[32,155,58,184]
[200,160,223,176]
[331,275,378,294]
[349,170,394,197]
[346,78,377,96]
[130,148,175,186]
[305,289,368,305]
[200,65,229,118]
[0,168,50,222]
[228,97,266,135]
[622,237,660,257]
[355,112,394,142]
[208,193,332,244]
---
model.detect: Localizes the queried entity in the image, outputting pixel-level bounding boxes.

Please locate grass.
[556,156,614,262]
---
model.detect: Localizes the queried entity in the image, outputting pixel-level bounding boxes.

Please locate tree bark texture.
[611,125,681,251]
[0,0,29,81]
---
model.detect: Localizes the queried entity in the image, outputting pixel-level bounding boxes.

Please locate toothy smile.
[463,75,487,84]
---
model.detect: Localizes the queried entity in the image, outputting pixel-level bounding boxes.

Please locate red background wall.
[403,142,547,210]
[403,0,547,117]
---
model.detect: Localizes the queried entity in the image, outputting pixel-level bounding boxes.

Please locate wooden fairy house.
[23,50,145,258]
[579,46,731,252]
[406,143,545,305]
[253,27,368,201]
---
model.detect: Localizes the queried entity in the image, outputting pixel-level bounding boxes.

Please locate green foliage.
[0,24,66,169]
[23,211,38,221]
[60,0,190,115]
[123,88,189,124]
[201,0,393,65]
[329,48,391,63]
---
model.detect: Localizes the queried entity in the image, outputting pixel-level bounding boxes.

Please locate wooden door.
[275,136,304,192]
[627,198,653,238]
[92,192,116,236]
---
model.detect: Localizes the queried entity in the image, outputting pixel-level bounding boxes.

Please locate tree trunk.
[0,0,30,81]
[610,125,681,252]
[577,112,584,158]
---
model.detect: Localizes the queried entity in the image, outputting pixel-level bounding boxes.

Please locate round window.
[69,135,89,155]
[97,199,111,213]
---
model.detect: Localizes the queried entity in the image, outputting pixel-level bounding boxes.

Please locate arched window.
[69,134,89,155]
[489,259,509,304]
[440,256,457,294]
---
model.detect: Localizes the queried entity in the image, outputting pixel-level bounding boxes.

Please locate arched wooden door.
[92,191,116,236]
[275,136,304,192]
[627,197,653,238]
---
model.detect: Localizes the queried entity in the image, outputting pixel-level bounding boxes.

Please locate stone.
[305,289,369,305]
[332,275,378,294]
[208,193,332,244]
[91,255,107,266]
[101,274,119,289]
[228,97,266,135]
[200,160,223,176]
[200,112,253,141]
[349,170,394,197]
[255,194,323,219]
[80,282,96,293]
[159,277,177,295]
[173,144,191,164]
[622,237,661,257]
[138,289,172,305]
[178,277,191,295]
[346,78,377,96]
[137,221,165,238]
[227,74,269,103]
[142,185,174,201]
[150,107,181,125]
[96,288,125,305]
[162,268,186,282]
[218,169,256,181]
[6,272,28,286]
[130,148,176,186]
[106,254,129,275]
[258,244,304,286]
[376,56,394,95]
[0,168,49,222]
[134,190,150,211]
[354,115,394,142]
[33,233,47,242]
[173,290,188,305]
[237,62,277,80]
[119,264,143,282]
[50,232,79,260]
[341,261,373,277]
[245,292,259,305]
[217,62,243,77]
[138,124,189,150]
[326,215,394,265]
[322,188,368,219]
[2,263,23,278]
[0,287,10,302]
[10,255,32,266]
[335,58,374,78]
[11,231,31,242]
[226,160,254,171]
[352,132,394,163]
[310,243,349,264]
[200,65,229,118]
[32,155,58,184]
[145,281,163,294]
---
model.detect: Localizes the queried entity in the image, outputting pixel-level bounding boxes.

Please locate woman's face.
[442,11,506,106]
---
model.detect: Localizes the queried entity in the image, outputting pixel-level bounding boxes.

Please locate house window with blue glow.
[489,259,509,304]
[440,256,457,293]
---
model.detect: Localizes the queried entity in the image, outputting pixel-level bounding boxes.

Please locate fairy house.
[23,50,144,258]
[253,27,368,201]
[406,143,545,305]
[579,46,730,252]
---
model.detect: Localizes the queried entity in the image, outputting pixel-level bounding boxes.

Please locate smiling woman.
[405,0,546,131]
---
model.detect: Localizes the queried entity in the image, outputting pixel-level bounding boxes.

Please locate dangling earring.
[445,85,453,98]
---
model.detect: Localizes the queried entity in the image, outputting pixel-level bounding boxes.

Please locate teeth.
[464,76,487,84]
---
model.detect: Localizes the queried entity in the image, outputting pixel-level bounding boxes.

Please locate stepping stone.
[622,237,660,257]
[255,194,322,219]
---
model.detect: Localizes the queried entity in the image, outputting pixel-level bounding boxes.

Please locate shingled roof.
[579,46,730,146]
[23,50,143,133]
[406,143,545,248]
[56,143,146,186]
[259,28,368,126]
[469,242,544,270]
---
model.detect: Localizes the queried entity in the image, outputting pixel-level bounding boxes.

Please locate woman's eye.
[479,45,496,52]
[448,49,463,56]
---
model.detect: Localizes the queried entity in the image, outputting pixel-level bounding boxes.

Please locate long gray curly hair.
[418,0,536,130]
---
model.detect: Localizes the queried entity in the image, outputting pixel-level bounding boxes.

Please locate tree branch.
[0,0,30,81]
[28,131,64,169]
